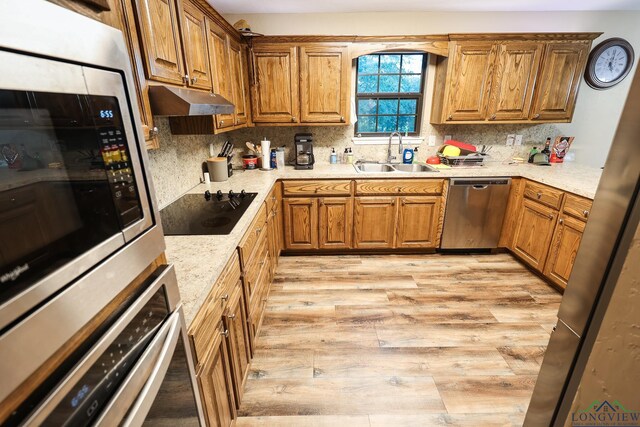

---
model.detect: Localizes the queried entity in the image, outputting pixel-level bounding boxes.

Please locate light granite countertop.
[164,161,603,326]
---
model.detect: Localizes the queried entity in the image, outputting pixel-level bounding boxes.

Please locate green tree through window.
[355,53,427,136]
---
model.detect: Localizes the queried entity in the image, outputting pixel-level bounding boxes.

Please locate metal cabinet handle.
[227,313,236,320]
[549,214,554,219]
[340,116,345,122]
[583,210,590,218]
[533,113,540,119]
[559,218,564,224]
[221,294,229,301]
[182,74,189,84]
[222,329,229,338]
[536,192,542,199]
[220,120,225,125]
[291,116,297,122]
[149,126,159,137]
[191,76,198,84]
[489,114,496,120]
[256,227,262,234]
[447,114,453,120]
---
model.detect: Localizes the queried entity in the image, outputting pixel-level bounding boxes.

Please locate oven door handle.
[94,310,181,427]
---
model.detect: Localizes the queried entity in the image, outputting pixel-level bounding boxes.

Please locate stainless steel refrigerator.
[524,68,640,425]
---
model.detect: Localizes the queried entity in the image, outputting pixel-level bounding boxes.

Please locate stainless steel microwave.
[0,0,167,410]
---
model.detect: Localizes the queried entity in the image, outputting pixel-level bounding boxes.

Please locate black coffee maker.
[294,133,314,170]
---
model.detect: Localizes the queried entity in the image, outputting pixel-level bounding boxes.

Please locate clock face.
[594,46,629,83]
[585,38,635,89]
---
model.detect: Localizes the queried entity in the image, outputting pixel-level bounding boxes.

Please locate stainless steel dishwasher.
[441,177,512,249]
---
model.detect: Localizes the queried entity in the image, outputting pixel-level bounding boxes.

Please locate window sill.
[351,136,425,145]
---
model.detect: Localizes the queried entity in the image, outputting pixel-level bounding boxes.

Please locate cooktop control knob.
[204,190,211,201]
[216,190,223,200]
[240,190,246,198]
[228,190,235,198]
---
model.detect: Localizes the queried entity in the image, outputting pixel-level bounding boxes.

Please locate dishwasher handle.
[449,177,511,186]
[472,184,489,190]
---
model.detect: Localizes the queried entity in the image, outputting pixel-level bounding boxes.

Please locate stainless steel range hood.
[148,85,234,116]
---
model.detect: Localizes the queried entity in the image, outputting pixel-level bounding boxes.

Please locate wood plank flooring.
[237,253,561,427]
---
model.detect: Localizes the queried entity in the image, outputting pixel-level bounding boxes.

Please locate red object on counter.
[444,139,477,152]
[426,155,441,164]
[242,154,258,169]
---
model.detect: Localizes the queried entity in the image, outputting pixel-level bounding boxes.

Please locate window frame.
[354,52,428,137]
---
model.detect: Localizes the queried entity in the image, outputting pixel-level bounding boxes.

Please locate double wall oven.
[0,0,204,425]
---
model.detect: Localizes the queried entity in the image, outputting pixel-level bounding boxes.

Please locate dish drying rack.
[438,153,485,167]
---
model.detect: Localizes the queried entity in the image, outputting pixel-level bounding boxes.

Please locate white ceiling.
[210,0,640,14]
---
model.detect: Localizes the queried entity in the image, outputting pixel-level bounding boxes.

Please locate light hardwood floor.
[237,253,561,427]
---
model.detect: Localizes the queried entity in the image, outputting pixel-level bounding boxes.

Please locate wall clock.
[585,38,635,89]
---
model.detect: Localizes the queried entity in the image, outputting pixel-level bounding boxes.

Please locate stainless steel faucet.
[387,131,403,163]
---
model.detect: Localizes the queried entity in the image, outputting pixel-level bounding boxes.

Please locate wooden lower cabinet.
[196,325,235,427]
[223,285,250,408]
[283,198,318,250]
[353,197,397,249]
[318,197,353,249]
[396,196,441,248]
[512,198,558,271]
[544,215,586,289]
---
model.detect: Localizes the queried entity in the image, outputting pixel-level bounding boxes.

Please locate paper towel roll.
[261,138,271,170]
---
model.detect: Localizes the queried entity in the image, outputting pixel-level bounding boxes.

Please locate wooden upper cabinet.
[134,0,186,85]
[443,41,497,121]
[229,39,249,126]
[487,42,542,121]
[206,17,235,129]
[512,199,558,272]
[299,45,349,124]
[251,45,299,123]
[181,1,212,90]
[318,197,353,249]
[283,198,318,250]
[353,197,397,249]
[530,41,590,121]
[544,215,585,290]
[396,196,441,248]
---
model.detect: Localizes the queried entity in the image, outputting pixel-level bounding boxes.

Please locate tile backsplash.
[146,117,561,208]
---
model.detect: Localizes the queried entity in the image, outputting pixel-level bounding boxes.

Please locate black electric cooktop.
[160,190,257,235]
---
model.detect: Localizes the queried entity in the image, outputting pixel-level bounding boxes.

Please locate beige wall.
[223,10,640,168]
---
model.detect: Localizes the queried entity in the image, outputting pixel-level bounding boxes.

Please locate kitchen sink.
[353,161,439,173]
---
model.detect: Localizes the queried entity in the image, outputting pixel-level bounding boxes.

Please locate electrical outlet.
[515,135,523,146]
[444,135,452,142]
[506,134,515,146]
[428,135,436,146]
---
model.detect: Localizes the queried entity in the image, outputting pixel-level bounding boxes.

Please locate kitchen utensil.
[245,141,256,154]
[207,157,229,181]
[426,155,441,164]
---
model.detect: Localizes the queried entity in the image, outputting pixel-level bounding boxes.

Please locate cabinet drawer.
[238,203,267,266]
[563,193,592,221]
[189,251,241,366]
[523,180,564,210]
[283,180,352,196]
[243,231,268,301]
[265,185,279,213]
[355,179,444,196]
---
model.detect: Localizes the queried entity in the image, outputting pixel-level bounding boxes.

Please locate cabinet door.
[444,41,497,121]
[512,199,558,271]
[251,45,299,123]
[181,1,212,90]
[530,41,590,121]
[318,197,353,249]
[223,285,250,408]
[229,39,249,126]
[354,197,397,249]
[487,42,542,121]
[396,196,441,248]
[283,198,318,250]
[299,45,349,123]
[134,0,186,85]
[544,215,585,289]
[197,328,235,427]
[206,17,235,129]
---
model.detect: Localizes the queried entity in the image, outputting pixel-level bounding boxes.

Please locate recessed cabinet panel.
[488,42,542,121]
[530,42,590,121]
[544,215,586,289]
[318,197,353,249]
[283,198,318,250]
[444,41,497,121]
[353,197,397,249]
[300,46,349,123]
[251,46,299,123]
[512,199,558,271]
[396,196,441,248]
[206,18,235,129]
[182,2,212,90]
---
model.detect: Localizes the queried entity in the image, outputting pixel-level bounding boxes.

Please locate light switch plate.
[515,135,523,146]
[506,134,515,146]
[444,135,452,142]
[428,135,436,146]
